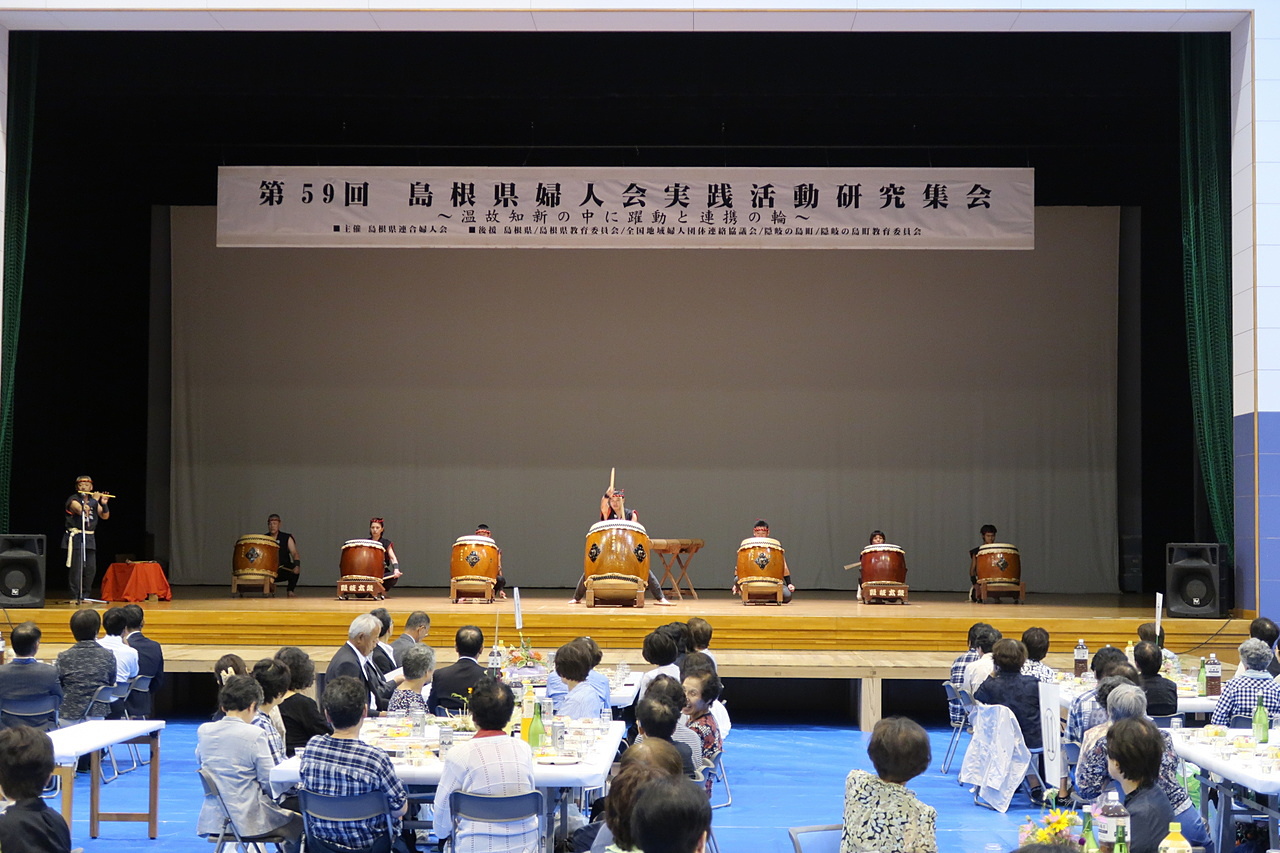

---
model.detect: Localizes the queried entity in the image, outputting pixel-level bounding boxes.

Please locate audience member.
[1079,675,1139,758]
[98,606,139,688]
[368,608,397,675]
[680,651,731,738]
[387,644,434,715]
[962,626,1002,695]
[974,640,1043,750]
[601,763,673,853]
[196,675,302,853]
[636,695,697,779]
[585,739,683,853]
[300,676,407,853]
[840,716,937,853]
[390,611,430,667]
[326,613,398,714]
[0,726,72,853]
[1106,717,1173,853]
[0,622,61,731]
[683,669,723,794]
[1133,641,1178,717]
[687,617,716,667]
[547,637,611,711]
[433,677,537,853]
[216,653,247,684]
[121,604,164,718]
[250,658,290,764]
[1074,684,1213,853]
[1066,646,1128,744]
[1138,621,1183,675]
[554,641,606,719]
[637,631,680,701]
[55,609,116,723]
[660,622,695,668]
[1232,617,1280,677]
[1212,638,1280,726]
[949,622,991,726]
[639,675,704,769]
[1019,627,1056,683]
[428,626,485,716]
[274,646,330,757]
[631,775,712,853]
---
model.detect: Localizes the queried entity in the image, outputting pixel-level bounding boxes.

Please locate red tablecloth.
[101,561,172,602]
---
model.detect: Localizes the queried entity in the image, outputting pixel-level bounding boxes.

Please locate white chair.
[787,824,842,853]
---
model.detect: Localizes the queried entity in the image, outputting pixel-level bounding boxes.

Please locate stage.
[20,585,1248,664]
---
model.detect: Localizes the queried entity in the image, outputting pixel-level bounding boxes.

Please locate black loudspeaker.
[1166,542,1230,618]
[0,535,45,608]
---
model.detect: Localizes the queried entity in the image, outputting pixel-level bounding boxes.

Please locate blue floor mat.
[65,719,1027,852]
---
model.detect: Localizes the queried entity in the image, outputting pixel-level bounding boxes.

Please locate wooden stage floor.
[20,585,1251,666]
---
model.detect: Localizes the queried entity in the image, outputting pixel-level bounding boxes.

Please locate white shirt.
[638,663,681,701]
[963,654,994,696]
[98,634,139,684]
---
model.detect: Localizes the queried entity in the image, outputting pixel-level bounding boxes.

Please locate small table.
[102,561,172,602]
[1173,728,1280,849]
[48,719,165,838]
[649,538,704,600]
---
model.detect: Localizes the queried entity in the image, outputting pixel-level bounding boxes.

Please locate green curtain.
[1179,32,1234,556]
[0,34,36,532]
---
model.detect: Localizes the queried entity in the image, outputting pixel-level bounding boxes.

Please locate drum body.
[584,520,651,579]
[340,539,386,579]
[451,536,500,580]
[233,535,279,579]
[974,543,1021,584]
[736,537,786,583]
[860,544,907,584]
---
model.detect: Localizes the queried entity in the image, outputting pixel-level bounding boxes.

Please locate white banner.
[1039,681,1063,790]
[217,166,1033,250]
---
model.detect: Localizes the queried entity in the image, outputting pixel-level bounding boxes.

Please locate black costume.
[63,492,104,602]
[273,529,301,593]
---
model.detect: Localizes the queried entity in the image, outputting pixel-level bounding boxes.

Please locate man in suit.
[121,604,163,718]
[428,625,484,715]
[0,621,61,731]
[390,610,430,667]
[326,613,400,714]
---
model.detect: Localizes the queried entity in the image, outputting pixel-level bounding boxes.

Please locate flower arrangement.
[1017,807,1080,847]
[505,634,545,670]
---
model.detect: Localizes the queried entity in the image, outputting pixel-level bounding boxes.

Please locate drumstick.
[609,467,615,494]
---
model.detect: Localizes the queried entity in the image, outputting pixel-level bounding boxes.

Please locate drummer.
[267,514,302,598]
[731,520,794,603]
[968,524,998,602]
[857,530,888,601]
[472,524,508,600]
[368,517,402,591]
[569,487,674,606]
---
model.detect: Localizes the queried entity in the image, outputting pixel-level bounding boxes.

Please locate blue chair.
[297,788,397,852]
[0,692,59,731]
[446,790,544,853]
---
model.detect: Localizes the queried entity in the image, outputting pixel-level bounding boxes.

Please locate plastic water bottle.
[1096,790,1130,853]
[1206,653,1222,696]
[1158,822,1192,853]
[1075,639,1089,677]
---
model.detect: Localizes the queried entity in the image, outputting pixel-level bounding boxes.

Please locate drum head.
[343,538,385,551]
[454,535,496,547]
[977,543,1019,554]
[587,519,647,536]
[738,537,782,550]
[861,544,904,555]
[237,534,278,546]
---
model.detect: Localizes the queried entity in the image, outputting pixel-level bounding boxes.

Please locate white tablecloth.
[48,719,166,763]
[1057,683,1216,715]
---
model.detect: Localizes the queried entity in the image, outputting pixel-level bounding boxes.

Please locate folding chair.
[787,824,842,853]
[90,682,132,782]
[197,767,288,853]
[704,749,732,809]
[941,681,970,774]
[953,685,978,784]
[0,692,60,731]
[298,787,397,852]
[1150,714,1181,728]
[122,673,154,765]
[446,790,544,853]
[1230,714,1254,728]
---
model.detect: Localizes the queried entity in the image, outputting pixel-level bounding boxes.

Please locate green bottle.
[1082,811,1101,853]
[1197,658,1207,696]
[1255,693,1271,743]
[528,698,546,748]
[1114,823,1129,853]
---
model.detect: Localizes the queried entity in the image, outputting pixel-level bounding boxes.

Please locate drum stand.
[860,581,910,604]
[231,573,276,598]
[974,578,1025,604]
[337,576,385,600]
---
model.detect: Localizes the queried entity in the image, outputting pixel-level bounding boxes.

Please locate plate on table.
[536,755,580,765]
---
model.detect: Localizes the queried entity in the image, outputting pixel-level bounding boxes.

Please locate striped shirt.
[1210,671,1280,726]
[949,649,981,725]
[251,711,286,765]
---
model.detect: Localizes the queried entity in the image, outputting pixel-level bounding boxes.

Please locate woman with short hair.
[841,716,936,853]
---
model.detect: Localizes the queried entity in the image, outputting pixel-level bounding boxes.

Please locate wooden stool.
[451,575,495,603]
[976,579,1025,603]
[231,571,276,598]
[585,574,645,607]
[738,577,785,605]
